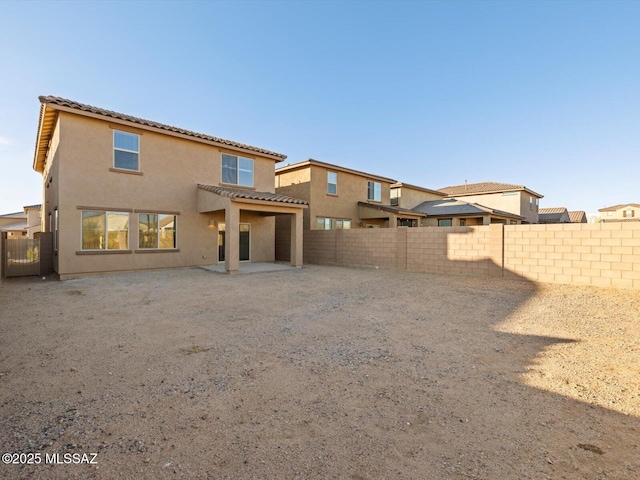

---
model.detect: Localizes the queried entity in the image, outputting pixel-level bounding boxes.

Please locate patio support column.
[290,210,303,267]
[225,202,240,274]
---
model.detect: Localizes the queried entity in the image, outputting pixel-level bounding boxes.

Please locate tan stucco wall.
[274,168,311,230]
[308,164,391,229]
[26,208,42,238]
[394,186,444,209]
[47,112,279,278]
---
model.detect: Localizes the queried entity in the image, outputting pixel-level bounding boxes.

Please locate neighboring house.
[0,211,28,238]
[568,210,587,224]
[538,207,570,224]
[411,198,523,226]
[598,203,640,222]
[33,96,307,278]
[438,181,543,224]
[24,204,42,238]
[390,182,446,209]
[275,159,424,229]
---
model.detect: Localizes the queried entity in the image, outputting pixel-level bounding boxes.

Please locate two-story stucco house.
[598,203,640,222]
[275,159,424,230]
[33,96,307,278]
[438,181,544,224]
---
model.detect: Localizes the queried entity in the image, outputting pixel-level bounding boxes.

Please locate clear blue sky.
[1,0,638,215]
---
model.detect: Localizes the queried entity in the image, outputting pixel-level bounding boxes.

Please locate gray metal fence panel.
[6,238,41,277]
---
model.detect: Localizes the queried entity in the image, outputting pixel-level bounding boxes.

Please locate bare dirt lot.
[1,265,639,479]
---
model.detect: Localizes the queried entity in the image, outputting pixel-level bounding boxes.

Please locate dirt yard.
[1,265,639,479]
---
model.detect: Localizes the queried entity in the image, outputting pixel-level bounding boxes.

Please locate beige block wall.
[49,112,278,278]
[304,223,640,289]
[503,223,640,289]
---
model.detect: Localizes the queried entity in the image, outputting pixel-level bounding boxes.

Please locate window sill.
[326,193,338,197]
[110,168,143,176]
[219,182,256,191]
[134,249,180,254]
[76,250,133,255]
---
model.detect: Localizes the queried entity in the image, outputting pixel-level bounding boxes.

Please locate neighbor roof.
[568,211,587,223]
[598,203,640,212]
[34,96,287,173]
[439,181,543,198]
[198,184,308,205]
[276,159,396,184]
[0,211,27,219]
[357,201,426,217]
[390,182,446,197]
[0,221,28,232]
[411,198,523,219]
[538,207,569,223]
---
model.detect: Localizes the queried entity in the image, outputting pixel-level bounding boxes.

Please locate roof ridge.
[39,96,286,159]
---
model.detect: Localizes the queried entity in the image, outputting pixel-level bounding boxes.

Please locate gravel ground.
[0,265,638,479]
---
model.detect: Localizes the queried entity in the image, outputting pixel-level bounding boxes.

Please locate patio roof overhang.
[357,201,425,221]
[198,184,308,215]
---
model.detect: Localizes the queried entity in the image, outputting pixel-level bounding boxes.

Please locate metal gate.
[0,233,53,278]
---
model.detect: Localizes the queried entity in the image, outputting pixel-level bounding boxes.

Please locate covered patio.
[198,184,308,274]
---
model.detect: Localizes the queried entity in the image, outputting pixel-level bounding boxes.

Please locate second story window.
[368,181,381,202]
[390,189,399,206]
[114,130,140,171]
[327,171,337,195]
[529,197,533,211]
[222,154,253,187]
[624,209,635,218]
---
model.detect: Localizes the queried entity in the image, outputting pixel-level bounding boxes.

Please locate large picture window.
[367,181,381,202]
[139,213,177,249]
[222,153,253,187]
[114,131,140,171]
[82,211,129,250]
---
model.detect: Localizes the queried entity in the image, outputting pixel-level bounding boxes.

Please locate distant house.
[538,207,570,224]
[275,159,424,229]
[568,211,587,224]
[24,204,42,238]
[598,203,640,222]
[0,211,28,238]
[438,181,543,224]
[411,198,523,226]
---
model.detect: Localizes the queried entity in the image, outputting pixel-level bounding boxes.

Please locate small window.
[624,209,635,218]
[390,189,399,206]
[460,219,466,226]
[367,181,381,202]
[438,219,452,227]
[529,197,533,210]
[327,172,337,195]
[316,217,333,230]
[222,153,254,187]
[535,198,539,211]
[114,131,140,171]
[82,210,129,250]
[335,219,352,229]
[139,213,177,249]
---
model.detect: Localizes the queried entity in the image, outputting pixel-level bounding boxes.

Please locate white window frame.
[327,171,337,195]
[221,153,254,187]
[113,130,140,171]
[54,209,58,252]
[390,189,399,206]
[367,181,382,202]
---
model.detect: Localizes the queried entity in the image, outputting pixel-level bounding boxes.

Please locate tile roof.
[0,211,27,219]
[38,96,287,160]
[598,203,640,212]
[568,211,587,223]
[439,181,543,198]
[357,201,426,217]
[411,199,523,219]
[538,207,569,223]
[0,221,28,231]
[23,204,42,210]
[198,184,308,205]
